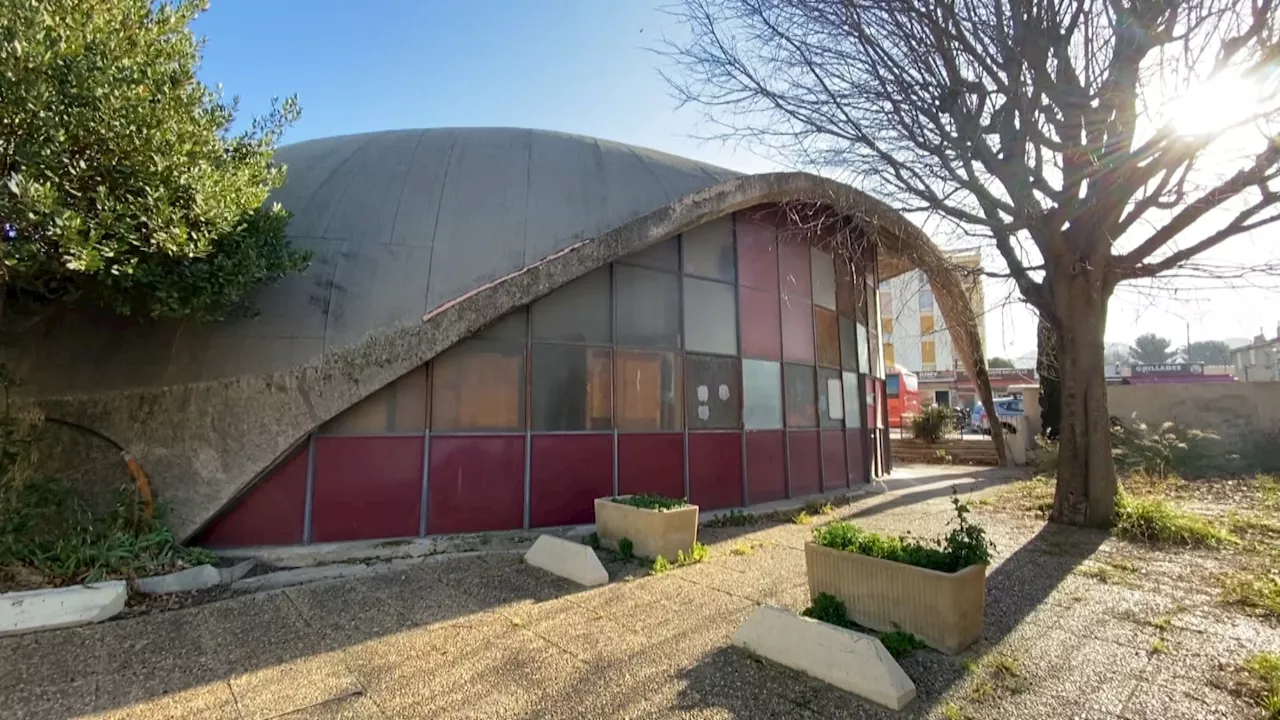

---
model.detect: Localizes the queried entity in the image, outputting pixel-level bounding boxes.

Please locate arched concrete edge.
[31,171,991,539]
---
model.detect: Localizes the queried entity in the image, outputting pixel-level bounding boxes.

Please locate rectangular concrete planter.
[805,542,986,654]
[594,497,698,562]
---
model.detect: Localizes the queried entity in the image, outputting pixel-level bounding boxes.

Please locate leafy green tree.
[1183,340,1231,365]
[1129,334,1176,365]
[0,0,307,321]
[987,357,1015,369]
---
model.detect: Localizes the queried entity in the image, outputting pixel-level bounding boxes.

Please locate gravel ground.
[2,465,1275,720]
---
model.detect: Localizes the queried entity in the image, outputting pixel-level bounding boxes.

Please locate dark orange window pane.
[430,341,525,431]
[615,349,682,431]
[815,307,840,369]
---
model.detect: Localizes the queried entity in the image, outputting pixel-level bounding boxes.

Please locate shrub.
[617,537,635,560]
[802,592,851,627]
[1112,489,1237,548]
[583,532,601,550]
[812,493,993,572]
[1110,416,1232,479]
[612,494,688,511]
[879,629,928,659]
[912,405,954,444]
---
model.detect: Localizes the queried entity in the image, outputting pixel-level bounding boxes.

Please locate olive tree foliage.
[0,0,307,321]
[664,0,1280,526]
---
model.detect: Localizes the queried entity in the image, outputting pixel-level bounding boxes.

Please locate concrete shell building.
[8,128,925,546]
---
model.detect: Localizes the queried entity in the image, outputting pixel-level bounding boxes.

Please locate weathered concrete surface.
[523,535,608,587]
[136,565,223,595]
[733,605,916,709]
[1109,380,1280,447]
[218,560,256,585]
[0,581,126,637]
[3,466,1273,719]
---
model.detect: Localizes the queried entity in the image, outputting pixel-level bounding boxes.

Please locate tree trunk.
[1037,320,1060,440]
[1049,273,1117,527]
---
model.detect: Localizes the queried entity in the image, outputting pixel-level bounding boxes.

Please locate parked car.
[971,397,1022,435]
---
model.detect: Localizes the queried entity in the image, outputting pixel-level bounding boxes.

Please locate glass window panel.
[784,363,817,428]
[618,237,679,272]
[842,372,862,429]
[919,288,934,312]
[811,248,837,309]
[835,255,858,317]
[431,341,524,431]
[615,264,681,348]
[531,267,611,343]
[920,314,935,335]
[615,349,681,431]
[839,316,859,372]
[739,285,782,360]
[681,216,736,282]
[781,294,815,364]
[815,307,840,369]
[737,217,779,292]
[321,366,427,434]
[742,359,783,430]
[818,368,844,428]
[685,354,742,429]
[531,344,612,431]
[856,322,870,373]
[474,308,527,342]
[683,277,738,355]
[779,239,812,299]
[921,340,937,365]
[885,343,896,367]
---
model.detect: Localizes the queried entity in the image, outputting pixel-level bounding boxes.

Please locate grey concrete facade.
[5,128,947,540]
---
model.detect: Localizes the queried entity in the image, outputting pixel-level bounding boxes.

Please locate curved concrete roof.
[10,128,738,397]
[10,127,993,538]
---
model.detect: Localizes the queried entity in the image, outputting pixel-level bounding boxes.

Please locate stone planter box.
[805,542,986,654]
[594,497,698,562]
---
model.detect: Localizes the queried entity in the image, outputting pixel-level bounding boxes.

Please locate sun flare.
[1166,74,1267,137]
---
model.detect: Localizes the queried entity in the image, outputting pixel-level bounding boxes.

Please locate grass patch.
[704,509,756,528]
[610,494,688,511]
[1241,653,1280,719]
[1112,490,1237,548]
[1258,474,1280,510]
[811,494,993,573]
[1220,572,1280,618]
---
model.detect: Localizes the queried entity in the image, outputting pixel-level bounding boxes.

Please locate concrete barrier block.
[0,581,127,637]
[135,564,222,595]
[732,606,916,710]
[218,559,256,585]
[524,535,608,587]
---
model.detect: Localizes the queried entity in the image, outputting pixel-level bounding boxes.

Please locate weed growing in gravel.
[1241,653,1280,719]
[802,592,852,627]
[704,509,755,528]
[1220,572,1280,618]
[651,555,673,574]
[792,511,813,525]
[1150,638,1169,654]
[879,629,927,659]
[1112,490,1237,548]
[729,542,757,556]
[650,542,708,574]
[940,702,971,720]
[583,532,600,550]
[801,593,929,659]
[617,537,634,560]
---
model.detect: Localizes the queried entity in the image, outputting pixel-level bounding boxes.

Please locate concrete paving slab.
[276,693,388,719]
[90,680,241,720]
[229,651,363,720]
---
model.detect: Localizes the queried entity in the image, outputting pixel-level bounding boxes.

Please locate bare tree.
[664,0,1280,526]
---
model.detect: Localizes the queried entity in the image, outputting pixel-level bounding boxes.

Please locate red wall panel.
[787,430,821,498]
[739,286,782,360]
[779,239,812,298]
[688,432,743,510]
[428,435,525,534]
[737,219,780,293]
[618,433,685,499]
[311,436,423,543]
[198,444,308,548]
[530,434,614,527]
[845,429,869,485]
[821,430,847,491]
[745,431,786,504]
[781,295,815,364]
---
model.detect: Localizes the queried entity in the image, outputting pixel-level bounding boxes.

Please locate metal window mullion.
[678,233,691,500]
[419,431,430,537]
[524,307,533,530]
[303,434,317,545]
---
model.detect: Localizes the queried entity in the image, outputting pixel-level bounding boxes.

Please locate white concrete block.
[0,581,127,637]
[135,564,222,595]
[523,535,608,587]
[732,605,916,710]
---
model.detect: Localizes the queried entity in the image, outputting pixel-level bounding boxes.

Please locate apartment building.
[877,248,985,373]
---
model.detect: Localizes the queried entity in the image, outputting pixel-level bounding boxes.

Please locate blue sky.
[193,0,1278,360]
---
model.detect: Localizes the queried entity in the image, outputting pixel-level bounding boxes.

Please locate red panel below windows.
[530,434,614,527]
[688,432,743,510]
[787,430,821,498]
[311,436,423,543]
[739,286,782,360]
[845,429,869,485]
[618,433,685,499]
[428,435,525,534]
[745,431,786,504]
[198,444,308,548]
[821,430,847,491]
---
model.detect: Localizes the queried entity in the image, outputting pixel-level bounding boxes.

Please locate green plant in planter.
[813,493,993,572]
[612,494,689,511]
